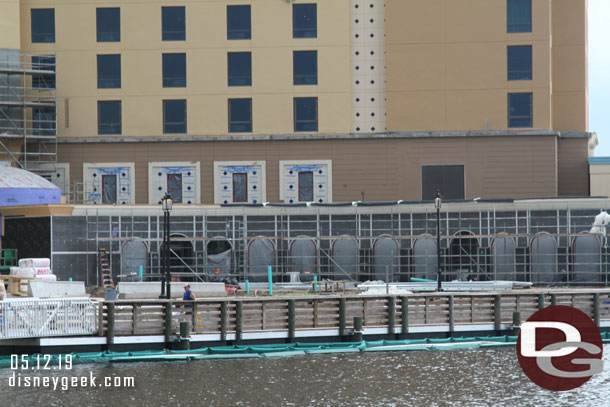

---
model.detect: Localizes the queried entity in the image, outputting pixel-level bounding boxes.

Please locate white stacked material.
[10,267,36,278]
[18,258,50,268]
[35,274,57,282]
[34,267,51,275]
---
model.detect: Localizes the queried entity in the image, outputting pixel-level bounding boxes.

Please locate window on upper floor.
[32,55,55,89]
[162,53,186,87]
[97,54,121,88]
[97,8,120,42]
[507,0,531,33]
[232,173,248,202]
[298,171,314,202]
[508,93,533,127]
[507,45,532,80]
[227,52,252,86]
[293,51,318,85]
[33,107,55,136]
[31,9,55,43]
[227,5,251,40]
[162,6,185,41]
[294,97,318,132]
[228,98,252,133]
[98,101,122,135]
[421,165,465,200]
[102,174,117,204]
[293,4,317,38]
[163,99,187,134]
[167,173,183,203]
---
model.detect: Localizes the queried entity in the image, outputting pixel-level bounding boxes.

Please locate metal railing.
[0,298,97,339]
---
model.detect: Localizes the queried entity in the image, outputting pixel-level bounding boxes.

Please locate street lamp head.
[434,191,442,210]
[161,192,173,212]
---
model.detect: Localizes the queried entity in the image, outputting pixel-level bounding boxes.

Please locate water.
[1,346,609,407]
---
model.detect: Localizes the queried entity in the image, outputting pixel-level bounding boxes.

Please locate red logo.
[516,305,603,391]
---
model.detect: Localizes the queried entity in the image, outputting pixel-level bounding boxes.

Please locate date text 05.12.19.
[11,354,73,370]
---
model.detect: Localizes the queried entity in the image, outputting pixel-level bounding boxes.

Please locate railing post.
[106,302,115,347]
[401,296,409,336]
[288,299,296,342]
[388,296,395,335]
[235,301,243,342]
[594,293,600,327]
[538,293,545,310]
[448,295,454,335]
[339,297,346,337]
[494,295,502,332]
[164,301,173,344]
[220,301,228,342]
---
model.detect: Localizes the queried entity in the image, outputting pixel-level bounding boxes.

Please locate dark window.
[293,4,316,38]
[168,174,183,203]
[233,173,248,202]
[32,55,55,89]
[163,99,187,134]
[507,45,532,80]
[507,0,531,33]
[421,165,465,200]
[508,93,533,127]
[102,174,117,204]
[294,97,317,132]
[33,107,55,136]
[298,172,314,201]
[98,101,121,134]
[293,51,317,85]
[162,6,185,41]
[162,53,186,87]
[31,9,55,43]
[227,52,252,86]
[227,5,251,39]
[97,8,120,42]
[97,54,121,88]
[228,98,252,133]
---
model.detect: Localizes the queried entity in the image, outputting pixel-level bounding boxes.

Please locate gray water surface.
[1,346,609,407]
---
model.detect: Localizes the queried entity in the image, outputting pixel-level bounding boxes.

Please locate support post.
[494,295,502,332]
[339,297,346,337]
[245,280,250,295]
[220,301,228,342]
[288,299,296,341]
[594,293,600,327]
[106,302,115,347]
[164,301,173,344]
[401,296,409,336]
[268,266,273,296]
[512,311,521,336]
[538,293,545,310]
[388,296,395,335]
[235,301,243,342]
[179,321,190,350]
[448,295,454,335]
[353,316,363,342]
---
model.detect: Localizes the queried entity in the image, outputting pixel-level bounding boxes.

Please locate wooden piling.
[512,311,521,336]
[494,295,501,332]
[106,302,115,346]
[339,297,346,337]
[235,301,243,342]
[594,293,600,327]
[551,293,557,306]
[220,302,228,342]
[164,302,173,344]
[388,296,395,335]
[448,295,454,334]
[538,293,545,310]
[401,296,409,336]
[353,316,363,342]
[288,299,296,341]
[179,321,190,350]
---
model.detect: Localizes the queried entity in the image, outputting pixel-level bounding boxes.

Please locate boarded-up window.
[102,174,117,204]
[422,165,464,200]
[167,173,182,203]
[298,171,313,201]
[233,173,247,202]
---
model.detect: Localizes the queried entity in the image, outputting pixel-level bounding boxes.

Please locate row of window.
[97,98,318,135]
[507,0,532,127]
[31,4,316,43]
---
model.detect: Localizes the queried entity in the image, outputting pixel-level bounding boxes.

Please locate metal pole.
[160,211,167,299]
[437,204,442,292]
[166,209,171,300]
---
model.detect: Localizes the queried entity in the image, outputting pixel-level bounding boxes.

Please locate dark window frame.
[162,6,186,41]
[507,0,532,33]
[293,4,317,38]
[421,165,465,201]
[232,173,248,203]
[31,8,55,43]
[298,171,314,202]
[294,97,318,132]
[96,7,120,42]
[228,98,252,133]
[227,52,252,86]
[508,92,533,128]
[32,55,56,89]
[97,100,122,135]
[507,45,532,80]
[293,50,318,85]
[227,5,251,40]
[163,99,187,134]
[162,53,187,88]
[97,54,121,89]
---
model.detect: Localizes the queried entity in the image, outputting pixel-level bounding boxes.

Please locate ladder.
[98,248,114,288]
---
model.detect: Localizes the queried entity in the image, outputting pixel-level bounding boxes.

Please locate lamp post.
[159,192,173,299]
[435,191,442,292]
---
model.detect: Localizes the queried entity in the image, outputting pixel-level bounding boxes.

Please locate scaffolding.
[0,52,57,173]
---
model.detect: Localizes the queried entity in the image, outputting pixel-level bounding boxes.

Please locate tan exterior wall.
[557,137,589,196]
[590,165,610,196]
[58,135,561,203]
[0,0,21,50]
[19,0,352,139]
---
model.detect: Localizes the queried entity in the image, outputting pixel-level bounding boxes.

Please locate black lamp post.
[159,192,173,299]
[435,191,442,292]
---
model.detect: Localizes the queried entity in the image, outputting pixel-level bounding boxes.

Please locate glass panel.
[98,101,121,134]
[233,173,247,202]
[228,98,252,133]
[293,4,317,38]
[421,165,465,200]
[294,97,318,132]
[293,51,317,85]
[32,55,55,88]
[507,45,532,80]
[162,6,185,41]
[227,5,251,40]
[33,107,55,136]
[298,171,314,201]
[97,54,121,88]
[97,8,120,42]
[227,52,252,86]
[167,173,183,203]
[162,53,186,87]
[507,0,532,33]
[508,93,533,127]
[102,174,117,204]
[163,100,187,134]
[31,9,55,43]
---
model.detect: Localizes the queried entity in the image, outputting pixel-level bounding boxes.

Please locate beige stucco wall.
[590,165,610,196]
[20,0,352,138]
[0,0,21,50]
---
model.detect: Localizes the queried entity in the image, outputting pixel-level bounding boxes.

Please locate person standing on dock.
[183,284,196,314]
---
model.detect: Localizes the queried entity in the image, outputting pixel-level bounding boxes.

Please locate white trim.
[148,161,201,204]
[279,159,332,202]
[36,163,70,196]
[112,335,165,344]
[39,337,107,346]
[83,162,136,204]
[213,161,267,204]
